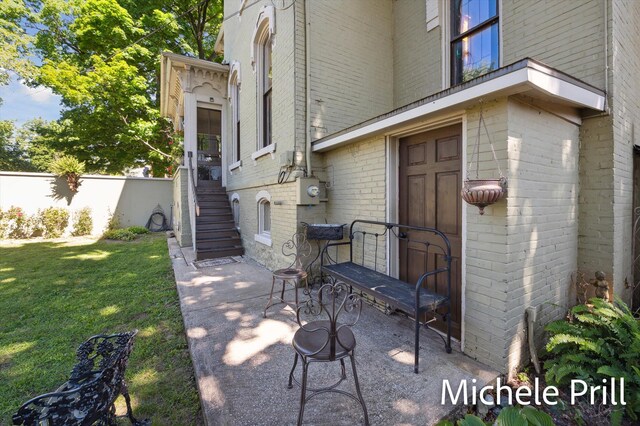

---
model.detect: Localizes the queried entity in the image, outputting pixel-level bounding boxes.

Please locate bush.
[0,207,38,239]
[38,207,69,238]
[50,155,85,192]
[127,226,149,235]
[545,298,640,423]
[437,406,555,426]
[103,228,139,241]
[71,207,93,236]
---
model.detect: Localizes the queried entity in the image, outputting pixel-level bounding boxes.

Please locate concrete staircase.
[195,182,244,260]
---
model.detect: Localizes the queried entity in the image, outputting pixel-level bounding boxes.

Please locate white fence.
[0,172,173,236]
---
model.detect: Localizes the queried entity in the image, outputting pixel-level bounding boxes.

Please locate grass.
[0,234,202,425]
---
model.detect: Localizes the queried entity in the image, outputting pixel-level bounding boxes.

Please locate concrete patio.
[167,236,499,425]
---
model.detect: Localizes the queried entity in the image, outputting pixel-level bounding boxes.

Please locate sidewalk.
[167,236,498,425]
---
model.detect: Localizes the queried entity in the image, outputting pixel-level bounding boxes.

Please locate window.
[258,31,272,149]
[229,63,241,166]
[255,190,272,246]
[231,193,240,229]
[251,5,275,153]
[451,0,499,85]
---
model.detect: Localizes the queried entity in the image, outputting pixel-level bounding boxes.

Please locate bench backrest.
[12,331,137,426]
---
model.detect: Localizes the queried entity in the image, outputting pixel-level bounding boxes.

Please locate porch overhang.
[312,58,606,153]
[160,52,230,119]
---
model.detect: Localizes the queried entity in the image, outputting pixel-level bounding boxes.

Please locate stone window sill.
[229,160,242,172]
[254,233,272,247]
[251,143,276,163]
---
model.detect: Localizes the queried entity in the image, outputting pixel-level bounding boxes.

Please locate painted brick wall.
[173,167,192,247]
[392,0,442,108]
[307,0,393,140]
[463,100,510,373]
[322,136,387,268]
[502,0,606,89]
[223,0,299,191]
[504,99,580,376]
[610,0,639,301]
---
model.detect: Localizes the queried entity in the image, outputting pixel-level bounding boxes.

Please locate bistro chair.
[263,232,312,318]
[287,281,369,425]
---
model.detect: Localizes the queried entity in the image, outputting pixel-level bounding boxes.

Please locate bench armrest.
[321,241,351,265]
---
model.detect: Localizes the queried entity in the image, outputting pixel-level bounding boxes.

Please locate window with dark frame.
[451,0,499,86]
[262,34,272,148]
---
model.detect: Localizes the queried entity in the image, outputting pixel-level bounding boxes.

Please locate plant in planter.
[50,155,86,192]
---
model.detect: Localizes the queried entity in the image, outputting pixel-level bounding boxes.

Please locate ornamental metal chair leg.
[446,307,452,353]
[263,276,277,318]
[340,358,347,380]
[280,279,286,300]
[349,353,369,426]
[297,360,310,426]
[288,353,299,389]
[414,316,420,374]
[121,380,147,425]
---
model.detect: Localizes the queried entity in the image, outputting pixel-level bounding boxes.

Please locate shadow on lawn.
[0,235,202,425]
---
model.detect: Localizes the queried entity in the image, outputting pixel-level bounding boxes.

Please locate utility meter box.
[296,177,320,205]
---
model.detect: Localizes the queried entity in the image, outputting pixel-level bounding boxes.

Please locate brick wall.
[307,0,393,140]
[392,0,442,107]
[504,99,580,375]
[502,0,606,89]
[173,167,192,247]
[610,0,639,301]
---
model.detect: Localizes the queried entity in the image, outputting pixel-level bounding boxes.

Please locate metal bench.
[321,220,452,373]
[13,330,147,426]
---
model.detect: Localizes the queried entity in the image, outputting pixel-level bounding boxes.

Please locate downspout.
[604,0,609,106]
[304,0,312,177]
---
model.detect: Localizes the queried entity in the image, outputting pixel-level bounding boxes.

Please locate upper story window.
[258,32,272,149]
[229,63,241,164]
[251,5,275,152]
[451,0,499,85]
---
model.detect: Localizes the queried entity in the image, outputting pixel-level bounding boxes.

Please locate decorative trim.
[228,61,241,92]
[230,192,240,202]
[229,160,242,172]
[251,143,277,163]
[250,5,276,71]
[255,190,271,202]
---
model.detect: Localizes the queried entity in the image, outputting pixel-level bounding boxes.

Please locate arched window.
[255,190,272,246]
[230,193,240,229]
[251,6,275,150]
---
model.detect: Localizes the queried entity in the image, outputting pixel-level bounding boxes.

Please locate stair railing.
[187,152,200,217]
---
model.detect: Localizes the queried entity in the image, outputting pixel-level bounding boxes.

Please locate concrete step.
[199,207,233,215]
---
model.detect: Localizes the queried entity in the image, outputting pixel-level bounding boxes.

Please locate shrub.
[437,406,555,426]
[50,155,85,192]
[0,207,38,239]
[38,207,70,238]
[127,226,149,235]
[545,298,640,423]
[102,229,137,241]
[71,207,93,236]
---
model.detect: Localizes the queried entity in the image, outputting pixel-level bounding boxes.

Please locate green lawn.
[0,234,202,425]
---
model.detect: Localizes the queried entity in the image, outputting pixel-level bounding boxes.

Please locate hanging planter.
[461,103,507,215]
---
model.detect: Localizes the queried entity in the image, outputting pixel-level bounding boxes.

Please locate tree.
[2,0,222,174]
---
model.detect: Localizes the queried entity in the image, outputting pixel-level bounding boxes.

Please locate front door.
[196,107,222,186]
[399,125,462,340]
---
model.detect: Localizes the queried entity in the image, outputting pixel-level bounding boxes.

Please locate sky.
[0,72,62,128]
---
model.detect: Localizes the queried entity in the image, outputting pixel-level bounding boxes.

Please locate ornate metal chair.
[287,282,369,425]
[263,232,312,317]
[12,331,147,426]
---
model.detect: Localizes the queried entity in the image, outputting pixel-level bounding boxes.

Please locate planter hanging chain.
[461,101,507,215]
[467,103,504,180]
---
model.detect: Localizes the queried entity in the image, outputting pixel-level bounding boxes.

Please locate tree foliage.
[1,0,222,174]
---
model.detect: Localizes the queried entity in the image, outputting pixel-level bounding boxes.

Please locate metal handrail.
[187,152,200,217]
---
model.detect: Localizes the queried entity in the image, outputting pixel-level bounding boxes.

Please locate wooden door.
[399,125,462,339]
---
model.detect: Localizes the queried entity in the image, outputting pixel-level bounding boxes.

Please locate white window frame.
[255,190,272,246]
[228,61,242,170]
[251,6,276,158]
